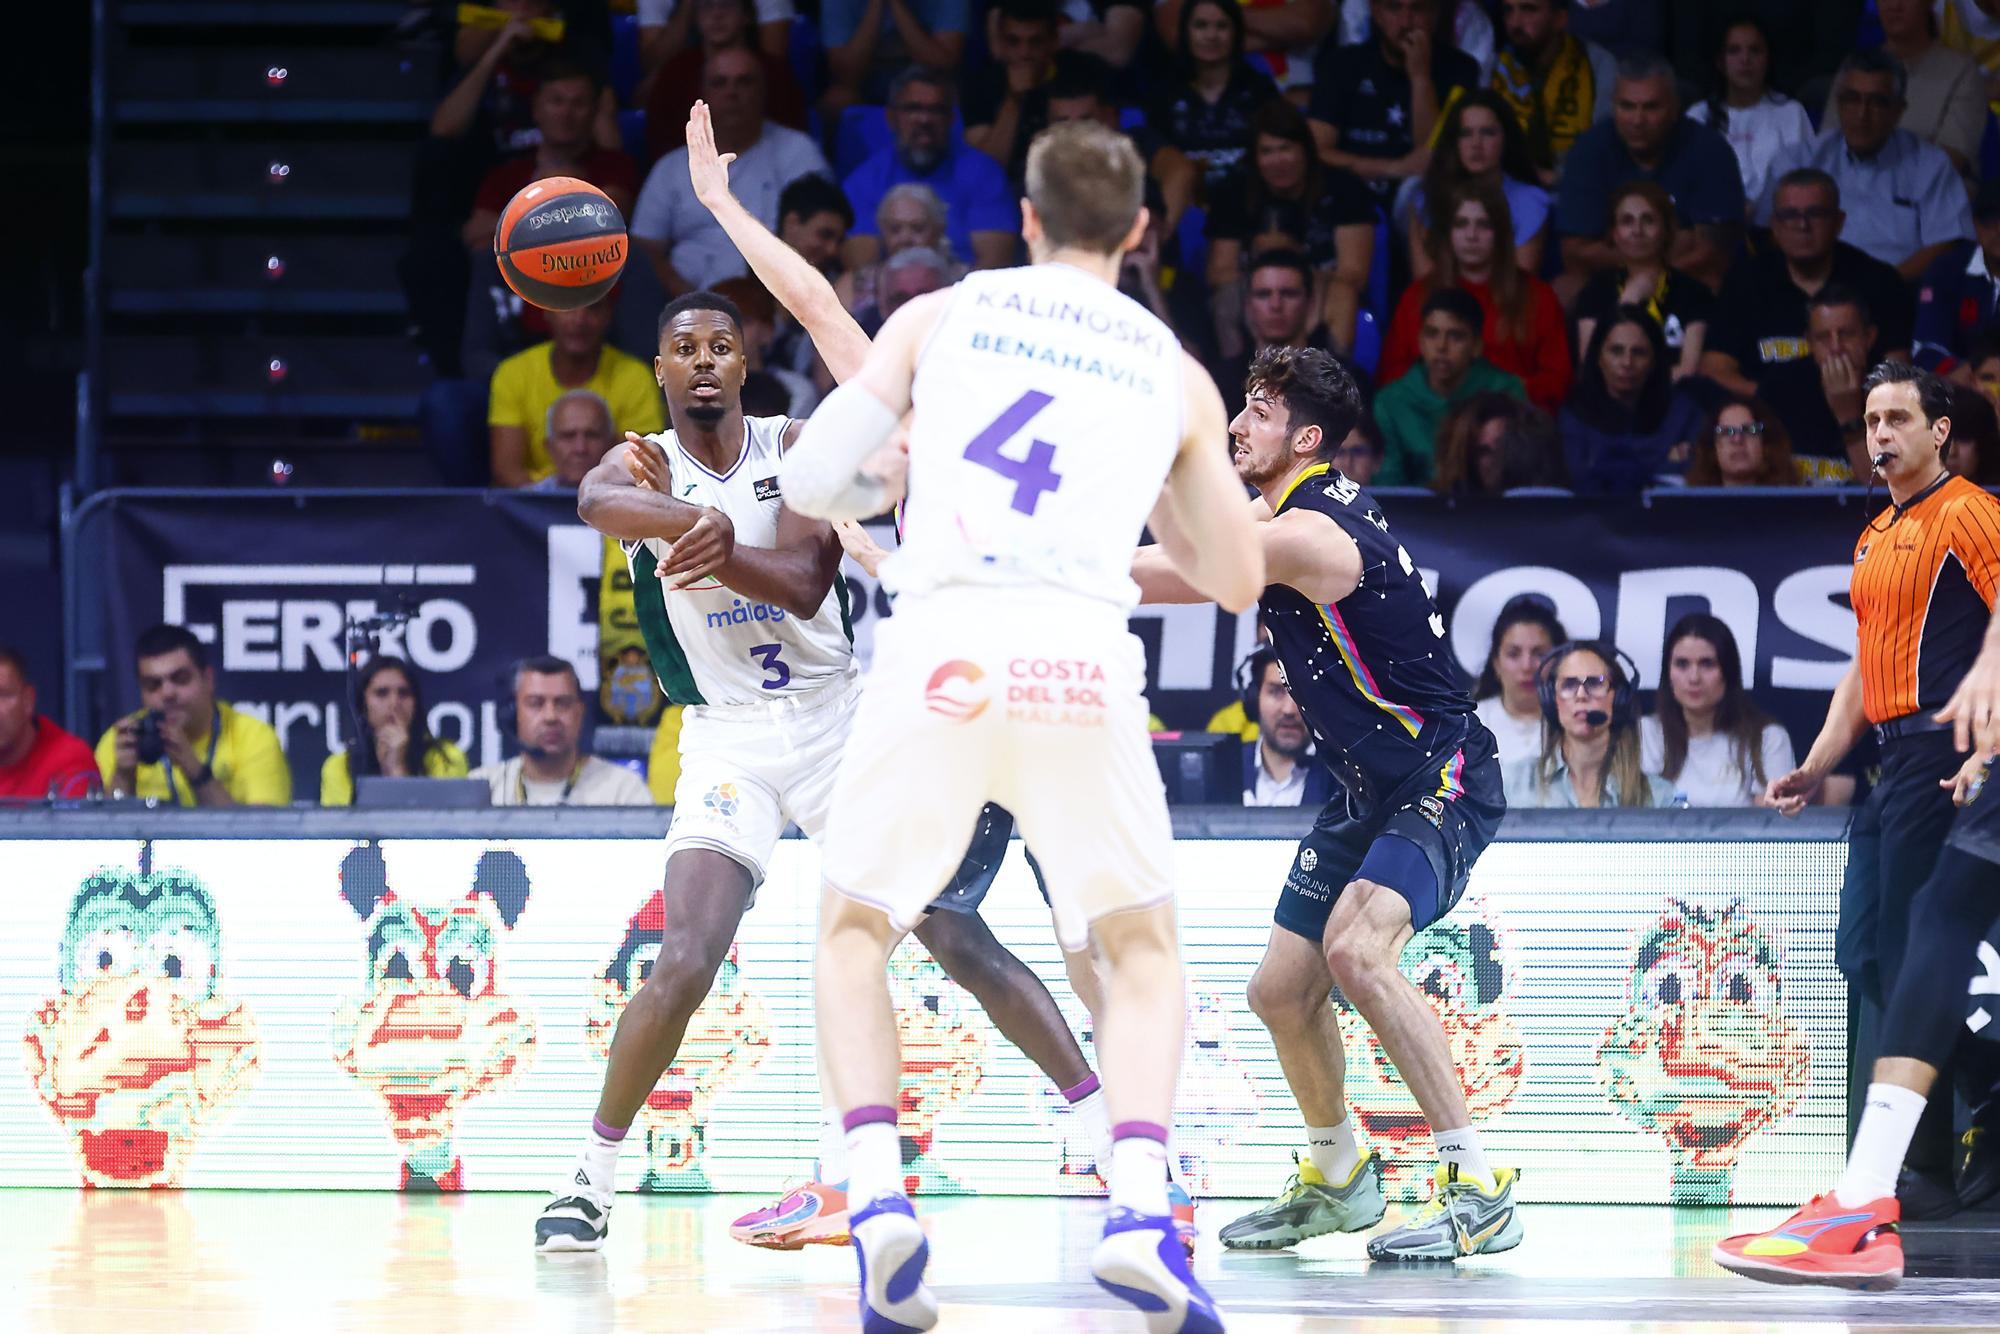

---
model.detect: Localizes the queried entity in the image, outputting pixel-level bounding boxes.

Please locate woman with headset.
[1502,640,1674,809]
[319,655,468,805]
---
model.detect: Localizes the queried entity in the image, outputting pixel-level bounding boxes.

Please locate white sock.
[1836,1082,1929,1207]
[845,1120,902,1207]
[579,1127,622,1196]
[1307,1120,1360,1184]
[818,1105,849,1185]
[1434,1126,1494,1192]
[1110,1135,1171,1217]
[1072,1089,1114,1174]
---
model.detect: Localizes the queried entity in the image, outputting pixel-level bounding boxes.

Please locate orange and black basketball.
[493,176,628,312]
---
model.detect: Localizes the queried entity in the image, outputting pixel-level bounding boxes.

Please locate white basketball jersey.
[886,264,1184,610]
[625,415,854,706]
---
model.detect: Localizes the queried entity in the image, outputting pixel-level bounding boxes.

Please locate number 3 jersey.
[624,414,855,706]
[887,264,1184,611]
[1261,463,1481,794]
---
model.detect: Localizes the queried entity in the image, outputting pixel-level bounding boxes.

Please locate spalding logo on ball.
[493,176,629,312]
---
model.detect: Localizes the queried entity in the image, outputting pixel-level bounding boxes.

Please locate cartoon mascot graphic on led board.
[24,866,261,1187]
[586,888,772,1190]
[331,845,537,1190]
[1596,898,1809,1203]
[889,939,988,1194]
[1332,896,1524,1196]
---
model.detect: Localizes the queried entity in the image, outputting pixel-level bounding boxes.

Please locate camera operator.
[471,656,650,805]
[95,624,291,806]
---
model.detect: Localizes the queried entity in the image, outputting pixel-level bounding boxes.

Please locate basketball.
[493,176,628,312]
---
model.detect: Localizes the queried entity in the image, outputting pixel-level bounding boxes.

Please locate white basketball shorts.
[818,590,1175,950]
[664,668,859,892]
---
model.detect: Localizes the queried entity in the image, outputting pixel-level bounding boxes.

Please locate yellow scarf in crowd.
[1492,34,1596,171]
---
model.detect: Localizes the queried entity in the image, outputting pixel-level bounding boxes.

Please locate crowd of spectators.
[400,0,2000,505]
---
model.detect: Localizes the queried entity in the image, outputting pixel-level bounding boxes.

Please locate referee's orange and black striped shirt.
[1852,474,2000,724]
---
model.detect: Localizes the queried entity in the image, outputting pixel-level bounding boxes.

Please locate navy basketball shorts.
[1274,736,1506,943]
[924,803,1052,916]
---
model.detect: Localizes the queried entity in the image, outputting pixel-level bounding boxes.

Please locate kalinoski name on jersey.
[970,286,1168,353]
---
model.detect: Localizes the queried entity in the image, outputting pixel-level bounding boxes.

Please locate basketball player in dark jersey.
[1133,346,1519,1262]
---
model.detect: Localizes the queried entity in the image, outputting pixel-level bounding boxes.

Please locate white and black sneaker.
[535,1170,613,1252]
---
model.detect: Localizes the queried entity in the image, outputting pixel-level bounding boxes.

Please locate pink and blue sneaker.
[1091,1207,1225,1333]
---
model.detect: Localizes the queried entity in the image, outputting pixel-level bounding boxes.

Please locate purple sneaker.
[1091,1207,1225,1333]
[851,1194,937,1333]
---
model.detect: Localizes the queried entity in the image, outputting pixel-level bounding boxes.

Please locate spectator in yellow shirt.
[488,296,665,486]
[96,624,292,806]
[319,656,470,805]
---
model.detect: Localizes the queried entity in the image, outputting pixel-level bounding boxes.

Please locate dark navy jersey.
[1260,463,1480,799]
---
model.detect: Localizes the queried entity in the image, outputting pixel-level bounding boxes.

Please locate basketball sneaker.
[1712,1193,1903,1290]
[729,1176,851,1249]
[1091,1208,1225,1334]
[851,1194,938,1333]
[535,1165,613,1252]
[1365,1164,1522,1262]
[1217,1151,1386,1250]
[1168,1179,1197,1256]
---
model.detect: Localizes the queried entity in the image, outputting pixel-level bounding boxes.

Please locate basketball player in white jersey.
[779,121,1263,1333]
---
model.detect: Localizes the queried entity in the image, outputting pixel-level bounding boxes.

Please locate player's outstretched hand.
[660,506,735,589]
[623,432,670,492]
[686,100,737,210]
[1764,766,1821,818]
[1938,642,2000,756]
[835,521,888,577]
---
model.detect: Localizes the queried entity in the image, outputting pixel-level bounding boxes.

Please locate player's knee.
[1246,963,1319,1033]
[640,927,732,1012]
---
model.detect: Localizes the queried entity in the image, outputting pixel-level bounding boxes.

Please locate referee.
[1719,364,2000,1286]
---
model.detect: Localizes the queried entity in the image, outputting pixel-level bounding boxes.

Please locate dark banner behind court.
[72,489,1882,801]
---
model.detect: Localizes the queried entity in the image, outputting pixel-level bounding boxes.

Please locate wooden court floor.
[6,1189,2000,1332]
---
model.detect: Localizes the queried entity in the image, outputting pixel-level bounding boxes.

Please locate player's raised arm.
[1144,355,1264,612]
[577,433,728,544]
[778,291,945,521]
[686,101,871,385]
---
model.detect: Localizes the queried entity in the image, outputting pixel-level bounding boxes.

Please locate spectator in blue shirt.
[839,67,1019,273]
[820,0,970,112]
[1557,305,1704,494]
[1912,178,2000,378]
[1758,51,1973,281]
[1554,54,1745,294]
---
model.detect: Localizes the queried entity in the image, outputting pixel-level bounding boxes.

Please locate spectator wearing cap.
[1701,168,1914,477]
[1205,99,1376,362]
[1558,305,1704,494]
[1240,648,1338,806]
[1306,0,1482,212]
[1761,51,1973,280]
[530,389,619,491]
[1489,0,1618,184]
[0,647,96,801]
[1685,17,1815,206]
[489,297,665,488]
[1373,287,1527,487]
[820,0,970,112]
[1839,0,1987,181]
[841,68,1018,273]
[1912,179,2000,380]
[1210,249,1374,422]
[630,47,830,296]
[1377,178,1571,413]
[96,625,291,807]
[1554,54,1745,294]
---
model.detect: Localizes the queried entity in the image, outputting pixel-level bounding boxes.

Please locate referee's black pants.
[1841,730,2000,1174]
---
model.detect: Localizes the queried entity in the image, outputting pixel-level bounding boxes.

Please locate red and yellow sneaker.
[728,1178,851,1250]
[1168,1180,1197,1257]
[1712,1193,1903,1290]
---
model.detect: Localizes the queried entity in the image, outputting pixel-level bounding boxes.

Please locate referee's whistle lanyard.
[1864,464,1950,532]
[160,707,222,804]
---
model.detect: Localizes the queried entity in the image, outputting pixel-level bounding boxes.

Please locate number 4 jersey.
[625,415,856,706]
[887,265,1185,611]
